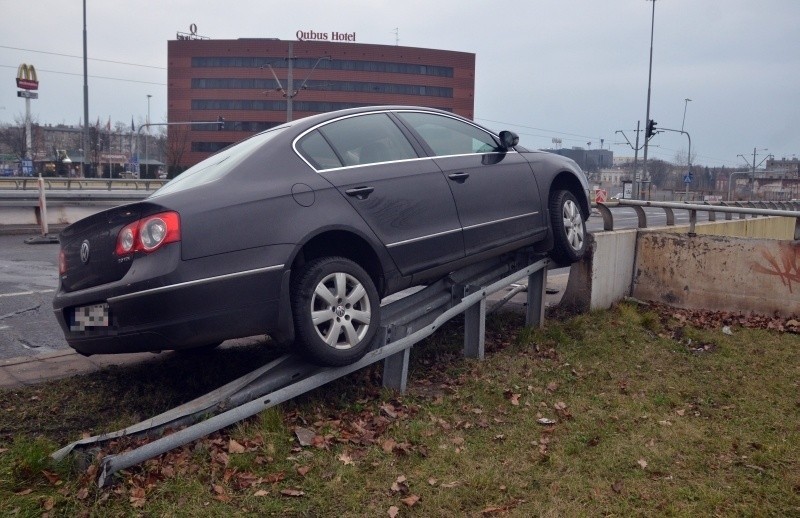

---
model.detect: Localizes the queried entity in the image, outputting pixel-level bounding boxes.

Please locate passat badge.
[80,240,91,264]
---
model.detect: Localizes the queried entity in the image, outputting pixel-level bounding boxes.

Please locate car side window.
[316,113,418,168]
[397,112,499,157]
[296,130,342,170]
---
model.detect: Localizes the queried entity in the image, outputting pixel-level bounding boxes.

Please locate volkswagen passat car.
[53,106,589,366]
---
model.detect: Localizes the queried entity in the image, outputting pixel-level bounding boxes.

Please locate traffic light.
[217,115,225,131]
[646,119,657,139]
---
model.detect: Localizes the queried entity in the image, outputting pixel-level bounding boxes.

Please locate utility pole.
[616,121,643,199]
[641,0,656,200]
[82,0,90,177]
[737,147,769,198]
[262,45,331,122]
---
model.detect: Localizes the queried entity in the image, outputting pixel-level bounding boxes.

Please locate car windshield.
[150,126,287,197]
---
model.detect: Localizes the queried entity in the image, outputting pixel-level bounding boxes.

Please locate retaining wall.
[561,215,799,316]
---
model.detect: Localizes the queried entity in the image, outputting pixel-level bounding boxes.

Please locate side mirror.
[499,130,519,149]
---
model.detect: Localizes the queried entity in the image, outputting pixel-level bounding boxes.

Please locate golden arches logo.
[16,63,39,90]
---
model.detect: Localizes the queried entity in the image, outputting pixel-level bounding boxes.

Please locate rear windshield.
[150,126,287,197]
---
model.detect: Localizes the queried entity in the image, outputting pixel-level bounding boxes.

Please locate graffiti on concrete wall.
[751,243,800,293]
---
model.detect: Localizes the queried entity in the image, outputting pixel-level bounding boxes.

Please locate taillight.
[115,211,180,256]
[58,249,66,275]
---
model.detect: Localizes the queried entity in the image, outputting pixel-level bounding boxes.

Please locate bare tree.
[162,124,191,178]
[0,114,36,159]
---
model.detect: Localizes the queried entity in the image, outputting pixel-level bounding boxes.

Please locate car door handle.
[448,172,470,183]
[345,186,375,200]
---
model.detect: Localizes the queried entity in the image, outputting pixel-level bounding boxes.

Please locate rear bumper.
[53,245,292,355]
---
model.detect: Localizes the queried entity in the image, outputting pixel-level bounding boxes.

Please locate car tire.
[549,189,587,264]
[291,257,380,366]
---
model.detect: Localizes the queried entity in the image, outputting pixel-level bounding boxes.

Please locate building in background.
[167,38,475,169]
[542,147,613,174]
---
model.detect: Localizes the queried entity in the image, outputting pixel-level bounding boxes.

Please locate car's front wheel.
[549,189,587,264]
[291,257,380,366]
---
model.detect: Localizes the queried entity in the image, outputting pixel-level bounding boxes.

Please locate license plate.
[71,303,110,331]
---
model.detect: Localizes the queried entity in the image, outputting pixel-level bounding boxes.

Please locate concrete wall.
[695,215,796,240]
[561,215,799,316]
[632,233,800,316]
[560,230,637,313]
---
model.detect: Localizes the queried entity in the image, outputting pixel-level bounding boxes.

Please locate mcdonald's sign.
[16,63,39,90]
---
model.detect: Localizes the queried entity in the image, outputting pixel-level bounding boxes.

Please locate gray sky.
[2,0,798,167]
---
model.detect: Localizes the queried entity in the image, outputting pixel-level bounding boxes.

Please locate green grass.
[0,303,798,516]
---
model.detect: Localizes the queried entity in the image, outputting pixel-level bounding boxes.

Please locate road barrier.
[0,177,167,191]
[53,252,551,486]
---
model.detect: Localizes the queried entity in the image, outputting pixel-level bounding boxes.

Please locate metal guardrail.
[53,251,551,486]
[0,177,167,191]
[596,199,800,238]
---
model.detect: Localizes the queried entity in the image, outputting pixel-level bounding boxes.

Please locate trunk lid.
[58,203,146,293]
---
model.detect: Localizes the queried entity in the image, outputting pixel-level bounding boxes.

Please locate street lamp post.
[640,0,657,200]
[681,98,692,132]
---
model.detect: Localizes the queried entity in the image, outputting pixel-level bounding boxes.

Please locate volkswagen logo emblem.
[80,240,91,264]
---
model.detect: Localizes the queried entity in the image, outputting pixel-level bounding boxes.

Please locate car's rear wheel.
[549,189,587,264]
[291,257,380,366]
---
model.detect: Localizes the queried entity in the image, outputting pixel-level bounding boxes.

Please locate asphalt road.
[0,205,712,361]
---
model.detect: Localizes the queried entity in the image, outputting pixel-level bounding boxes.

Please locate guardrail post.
[380,327,410,392]
[382,348,410,392]
[463,286,486,360]
[526,267,547,327]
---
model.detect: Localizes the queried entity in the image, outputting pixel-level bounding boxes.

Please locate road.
[0,205,712,360]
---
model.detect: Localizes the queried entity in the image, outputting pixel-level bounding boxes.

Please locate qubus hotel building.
[167,30,476,168]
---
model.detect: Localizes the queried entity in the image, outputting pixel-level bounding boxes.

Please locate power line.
[0,44,166,70]
[475,117,599,141]
[0,64,165,86]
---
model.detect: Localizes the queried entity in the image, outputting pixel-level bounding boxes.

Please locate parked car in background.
[53,106,590,366]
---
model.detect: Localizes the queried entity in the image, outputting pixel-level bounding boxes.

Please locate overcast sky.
[1,0,798,167]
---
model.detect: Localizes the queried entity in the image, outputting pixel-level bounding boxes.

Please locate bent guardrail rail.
[52,252,551,487]
[595,199,800,238]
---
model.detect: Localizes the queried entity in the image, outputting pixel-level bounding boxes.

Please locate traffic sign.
[21,159,34,176]
[683,173,693,184]
[17,90,38,99]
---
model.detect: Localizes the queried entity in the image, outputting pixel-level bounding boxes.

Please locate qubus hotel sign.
[296,29,356,42]
[16,63,39,90]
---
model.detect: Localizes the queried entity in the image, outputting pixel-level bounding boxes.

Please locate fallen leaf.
[611,480,623,493]
[382,439,397,454]
[391,475,409,494]
[503,390,522,406]
[253,489,269,497]
[294,427,316,447]
[441,481,460,488]
[76,487,89,500]
[42,497,55,511]
[297,466,312,477]
[338,452,354,465]
[228,439,246,454]
[401,494,420,507]
[637,459,648,469]
[388,505,400,518]
[280,488,305,497]
[676,409,686,416]
[536,417,556,425]
[15,488,33,496]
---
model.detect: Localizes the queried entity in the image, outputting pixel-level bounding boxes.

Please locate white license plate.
[71,303,110,331]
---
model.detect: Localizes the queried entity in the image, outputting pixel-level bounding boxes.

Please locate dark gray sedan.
[53,106,589,366]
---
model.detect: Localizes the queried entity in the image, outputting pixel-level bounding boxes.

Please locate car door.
[296,112,465,275]
[395,111,547,256]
